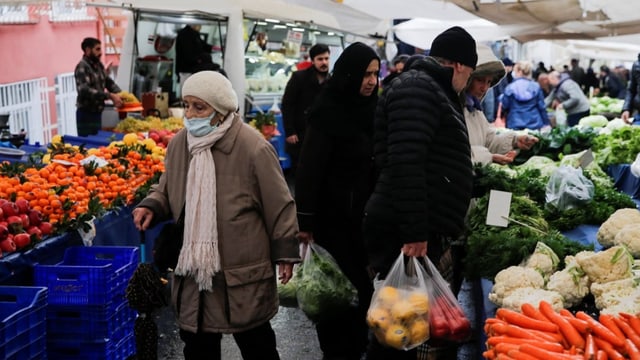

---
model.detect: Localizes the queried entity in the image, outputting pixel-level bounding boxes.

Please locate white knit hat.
[182,71,238,114]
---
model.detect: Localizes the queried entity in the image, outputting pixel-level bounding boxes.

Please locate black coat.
[363,57,473,273]
[281,66,327,140]
[175,26,210,74]
[624,59,640,113]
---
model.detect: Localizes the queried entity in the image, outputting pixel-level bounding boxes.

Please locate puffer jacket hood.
[504,77,539,102]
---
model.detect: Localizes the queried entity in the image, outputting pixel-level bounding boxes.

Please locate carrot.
[599,314,625,340]
[576,311,625,348]
[559,309,574,318]
[483,349,497,359]
[539,301,585,350]
[593,336,625,360]
[490,322,555,342]
[497,308,559,333]
[596,350,607,360]
[496,354,516,360]
[624,338,640,360]
[506,349,540,360]
[585,333,597,360]
[486,336,564,353]
[564,315,590,335]
[494,342,520,354]
[522,302,551,322]
[518,343,583,359]
[620,313,640,338]
[613,316,640,349]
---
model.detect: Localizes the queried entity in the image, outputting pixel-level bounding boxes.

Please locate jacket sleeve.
[560,82,582,110]
[384,79,440,244]
[105,75,121,94]
[294,125,331,232]
[74,61,108,103]
[537,90,550,125]
[253,142,300,262]
[281,74,300,137]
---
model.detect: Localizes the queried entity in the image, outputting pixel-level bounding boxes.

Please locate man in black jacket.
[281,44,330,175]
[176,24,211,93]
[363,26,477,360]
[622,53,640,124]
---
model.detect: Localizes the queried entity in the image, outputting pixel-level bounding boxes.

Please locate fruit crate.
[0,286,48,360]
[47,332,135,360]
[34,246,138,307]
[47,298,136,342]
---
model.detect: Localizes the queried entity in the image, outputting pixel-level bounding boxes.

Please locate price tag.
[486,190,512,227]
[579,149,594,169]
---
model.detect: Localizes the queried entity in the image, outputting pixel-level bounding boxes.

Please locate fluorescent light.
[256,21,267,25]
[292,28,304,32]
[286,23,296,27]
[273,24,287,29]
[313,31,322,35]
[265,18,280,23]
[328,32,335,36]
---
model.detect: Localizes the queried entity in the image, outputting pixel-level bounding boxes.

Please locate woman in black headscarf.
[295,42,380,360]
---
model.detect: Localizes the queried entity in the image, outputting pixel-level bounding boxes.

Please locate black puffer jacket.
[623,57,640,113]
[364,57,473,272]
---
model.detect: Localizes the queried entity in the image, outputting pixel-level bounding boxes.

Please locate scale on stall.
[0,113,27,148]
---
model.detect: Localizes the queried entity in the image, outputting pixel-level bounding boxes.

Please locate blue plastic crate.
[0,286,48,360]
[34,246,138,307]
[47,332,134,360]
[46,299,136,341]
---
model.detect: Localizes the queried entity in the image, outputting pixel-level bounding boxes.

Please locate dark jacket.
[74,56,121,113]
[176,25,211,74]
[281,66,327,140]
[363,56,473,273]
[623,59,640,113]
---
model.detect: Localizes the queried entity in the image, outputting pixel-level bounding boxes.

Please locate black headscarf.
[308,42,380,136]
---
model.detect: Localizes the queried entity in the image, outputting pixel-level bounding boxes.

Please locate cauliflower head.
[501,287,564,313]
[591,279,640,312]
[614,223,640,257]
[523,242,560,279]
[590,277,637,305]
[597,208,640,248]
[489,266,545,307]
[575,246,634,283]
[546,256,590,308]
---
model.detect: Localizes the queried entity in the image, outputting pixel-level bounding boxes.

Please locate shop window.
[0,4,37,24]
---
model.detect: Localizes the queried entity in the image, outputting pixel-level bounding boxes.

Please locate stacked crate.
[34,246,139,360]
[0,286,48,360]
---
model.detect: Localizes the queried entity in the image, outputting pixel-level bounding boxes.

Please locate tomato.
[14,199,30,214]
[0,238,16,253]
[38,222,53,236]
[12,233,30,249]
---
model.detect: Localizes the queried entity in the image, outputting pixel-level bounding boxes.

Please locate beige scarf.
[175,114,233,291]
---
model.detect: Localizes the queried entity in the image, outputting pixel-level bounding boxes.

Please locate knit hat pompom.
[429,26,478,70]
[182,71,238,114]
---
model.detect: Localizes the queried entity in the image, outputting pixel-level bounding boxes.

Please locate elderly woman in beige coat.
[132,71,300,360]
[464,45,538,166]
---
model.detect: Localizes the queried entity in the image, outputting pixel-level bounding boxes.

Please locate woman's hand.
[277,262,294,284]
[516,135,538,150]
[492,150,517,165]
[297,231,314,245]
[402,241,427,257]
[132,207,154,231]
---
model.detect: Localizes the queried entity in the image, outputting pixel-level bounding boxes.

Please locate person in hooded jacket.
[363,26,478,360]
[499,60,550,130]
[545,70,590,127]
[464,45,538,166]
[294,42,380,360]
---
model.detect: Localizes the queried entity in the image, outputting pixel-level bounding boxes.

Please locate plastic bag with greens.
[545,165,594,211]
[277,263,301,308]
[296,243,358,322]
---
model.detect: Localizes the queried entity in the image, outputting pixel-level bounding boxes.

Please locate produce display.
[114,116,183,133]
[0,133,165,257]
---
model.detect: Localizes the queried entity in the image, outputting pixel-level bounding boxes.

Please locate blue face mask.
[183,113,217,137]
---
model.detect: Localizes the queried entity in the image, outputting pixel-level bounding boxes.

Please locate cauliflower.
[522,242,559,279]
[488,266,545,307]
[591,279,640,312]
[614,224,640,257]
[546,256,590,308]
[597,208,640,247]
[501,287,564,313]
[590,277,636,302]
[599,293,640,315]
[575,246,634,283]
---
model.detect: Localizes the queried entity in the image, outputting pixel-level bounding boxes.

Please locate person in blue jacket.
[499,60,550,130]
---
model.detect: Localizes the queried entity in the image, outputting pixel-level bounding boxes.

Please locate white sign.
[486,190,512,227]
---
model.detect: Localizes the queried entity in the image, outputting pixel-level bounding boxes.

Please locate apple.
[6,215,22,234]
[28,209,42,227]
[13,233,30,249]
[14,199,30,214]
[27,226,42,243]
[19,214,29,229]
[38,222,53,236]
[149,131,161,143]
[0,224,8,240]
[0,238,16,253]
[0,202,18,217]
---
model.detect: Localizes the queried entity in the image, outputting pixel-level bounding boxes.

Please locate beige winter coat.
[138,114,300,333]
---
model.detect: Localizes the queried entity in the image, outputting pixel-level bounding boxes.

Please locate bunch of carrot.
[483,300,640,360]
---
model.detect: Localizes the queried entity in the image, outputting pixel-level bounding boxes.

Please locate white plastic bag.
[631,153,640,178]
[555,108,567,128]
[367,253,430,350]
[545,165,594,211]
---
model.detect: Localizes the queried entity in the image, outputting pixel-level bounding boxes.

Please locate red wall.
[0,16,99,84]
